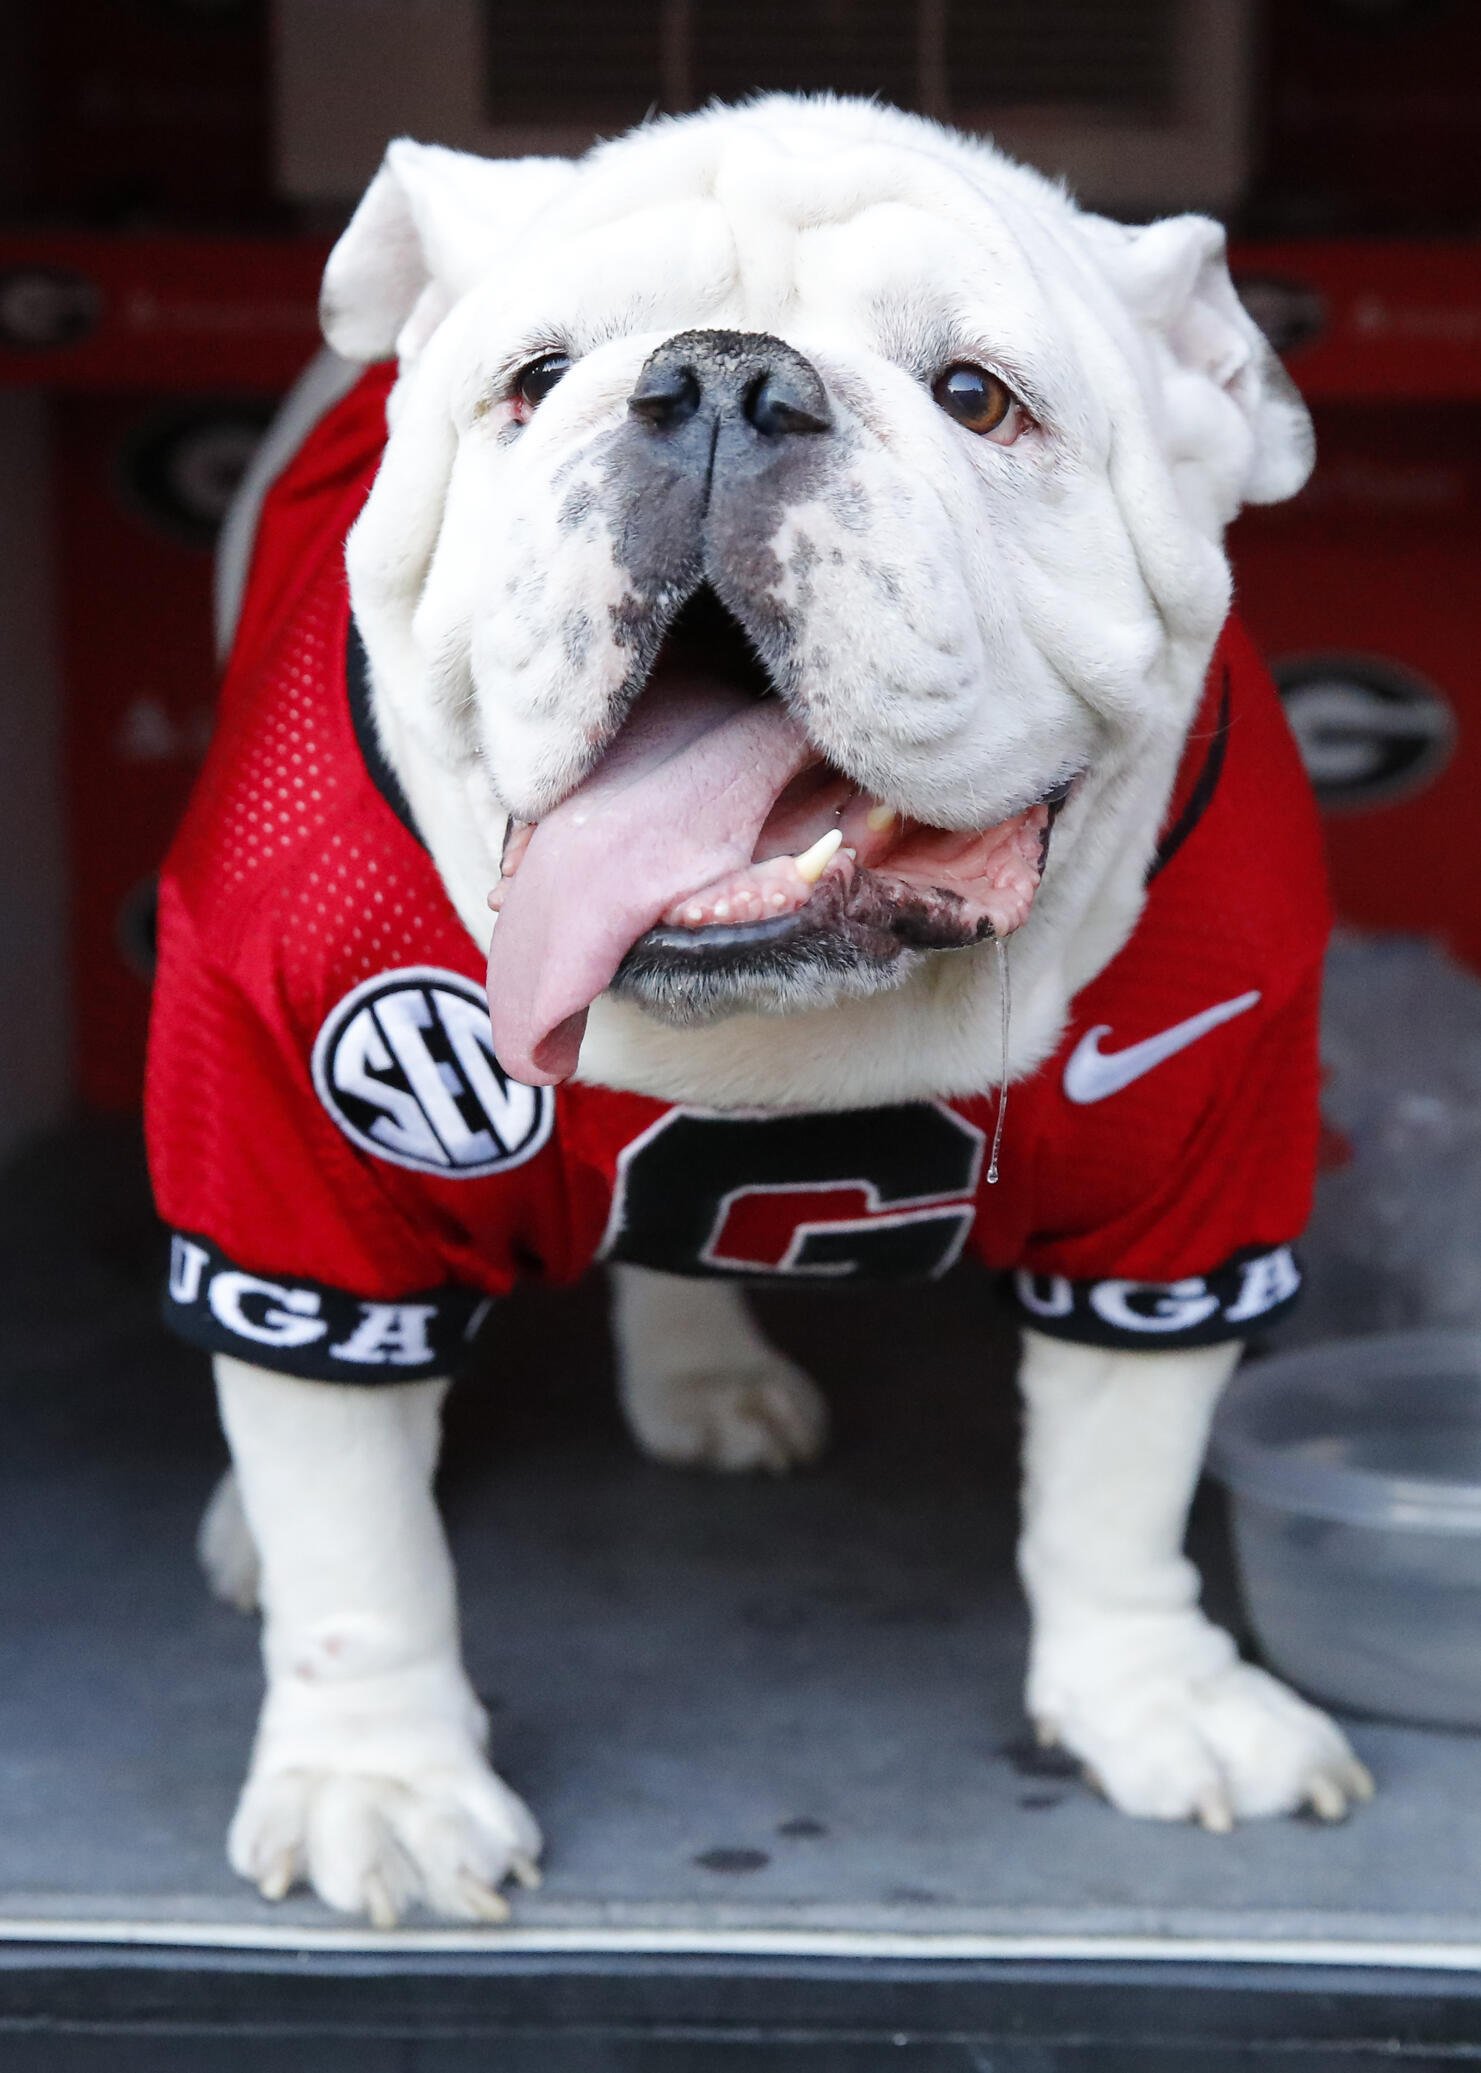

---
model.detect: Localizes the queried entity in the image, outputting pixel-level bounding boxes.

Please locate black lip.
[618,874,902,985]
[611,873,912,1023]
[615,849,1002,1002]
[637,907,809,959]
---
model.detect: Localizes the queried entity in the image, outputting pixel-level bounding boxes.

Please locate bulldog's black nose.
[629,330,832,439]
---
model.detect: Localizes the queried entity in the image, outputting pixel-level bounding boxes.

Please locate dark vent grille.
[947,0,1177,116]
[694,0,919,104]
[481,0,1179,125]
[483,0,665,125]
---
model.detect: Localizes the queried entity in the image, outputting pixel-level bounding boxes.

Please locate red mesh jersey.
[147,367,1330,1381]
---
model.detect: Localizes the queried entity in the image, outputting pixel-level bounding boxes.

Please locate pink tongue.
[487,682,815,1084]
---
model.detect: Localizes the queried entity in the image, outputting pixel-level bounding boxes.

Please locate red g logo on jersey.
[600,1104,984,1280]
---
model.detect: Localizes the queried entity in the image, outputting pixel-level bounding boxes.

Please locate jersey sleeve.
[1004,962,1324,1352]
[146,880,499,1383]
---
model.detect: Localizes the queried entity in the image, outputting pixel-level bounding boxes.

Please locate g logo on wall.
[313,969,553,1177]
[0,267,102,351]
[118,400,277,548]
[601,1103,985,1281]
[1275,654,1456,810]
[1233,274,1328,360]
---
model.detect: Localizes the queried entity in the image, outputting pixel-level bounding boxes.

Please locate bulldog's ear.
[321,140,577,363]
[1091,212,1314,510]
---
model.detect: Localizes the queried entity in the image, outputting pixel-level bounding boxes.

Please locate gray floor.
[2,1121,1480,1955]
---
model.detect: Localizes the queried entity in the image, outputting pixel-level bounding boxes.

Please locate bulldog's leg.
[1016,1329,1374,1830]
[610,1264,828,1474]
[198,1465,260,1613]
[214,1354,541,1924]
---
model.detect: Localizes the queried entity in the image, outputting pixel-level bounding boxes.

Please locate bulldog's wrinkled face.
[477,300,1093,1081]
[336,103,1311,1086]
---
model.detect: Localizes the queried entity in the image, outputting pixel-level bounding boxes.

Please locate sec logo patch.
[312,968,552,1177]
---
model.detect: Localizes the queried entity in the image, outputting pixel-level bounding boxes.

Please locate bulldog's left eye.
[514,353,572,411]
[932,364,1025,443]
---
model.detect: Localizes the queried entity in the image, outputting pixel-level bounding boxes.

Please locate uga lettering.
[1225,1244,1301,1322]
[328,1302,438,1367]
[1014,1272,1074,1320]
[162,1231,492,1383]
[168,1233,210,1306]
[1010,1245,1304,1349]
[602,1103,984,1280]
[207,1270,328,1349]
[1088,1275,1222,1335]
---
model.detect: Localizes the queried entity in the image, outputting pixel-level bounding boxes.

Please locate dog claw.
[257,1851,296,1903]
[508,1851,543,1890]
[1307,1775,1349,1823]
[1346,1759,1377,1804]
[364,1870,399,1929]
[1195,1789,1235,1835]
[458,1872,512,1923]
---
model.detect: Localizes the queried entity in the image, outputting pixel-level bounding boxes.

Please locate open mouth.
[486,586,1069,1085]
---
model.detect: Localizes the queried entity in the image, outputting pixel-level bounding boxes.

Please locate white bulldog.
[176,94,1371,1927]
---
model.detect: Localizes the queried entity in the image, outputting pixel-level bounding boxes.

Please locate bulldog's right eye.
[514,353,571,412]
[931,363,1026,444]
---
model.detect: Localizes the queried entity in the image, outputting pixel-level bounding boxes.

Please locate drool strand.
[987,935,1011,1185]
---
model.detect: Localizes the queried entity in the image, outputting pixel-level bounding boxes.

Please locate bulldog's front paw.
[1029,1611,1374,1832]
[620,1354,829,1474]
[230,1660,541,1924]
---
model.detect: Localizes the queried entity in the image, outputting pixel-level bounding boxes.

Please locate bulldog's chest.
[302,942,1270,1295]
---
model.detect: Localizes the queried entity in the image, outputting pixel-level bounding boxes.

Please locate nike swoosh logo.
[1063,989,1263,1104]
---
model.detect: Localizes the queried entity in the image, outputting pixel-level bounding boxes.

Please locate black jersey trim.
[1146,664,1232,884]
[346,615,424,847]
[162,1230,495,1382]
[1005,1242,1303,1351]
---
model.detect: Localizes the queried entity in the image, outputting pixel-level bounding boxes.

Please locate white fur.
[611,1264,828,1474]
[208,1273,826,1919]
[214,1356,540,1923]
[201,99,1354,1923]
[197,1463,260,1613]
[1017,1331,1370,1827]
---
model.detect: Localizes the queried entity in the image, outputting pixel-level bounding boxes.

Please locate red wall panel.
[52,394,248,1108]
[1233,403,1481,967]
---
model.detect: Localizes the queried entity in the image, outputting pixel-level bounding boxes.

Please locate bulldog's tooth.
[865,803,898,834]
[795,828,844,884]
